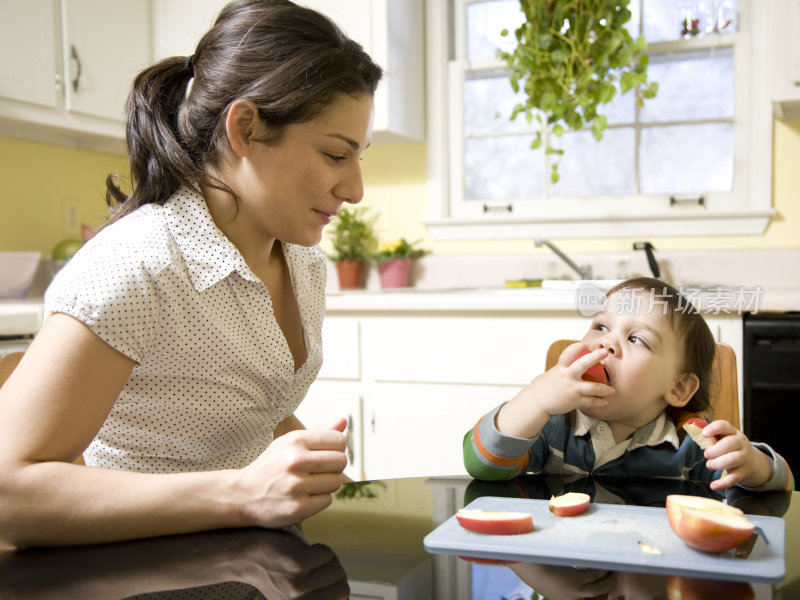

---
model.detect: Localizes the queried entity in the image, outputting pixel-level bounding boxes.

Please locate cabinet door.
[0,0,59,107]
[363,382,518,480]
[61,0,151,121]
[296,381,363,480]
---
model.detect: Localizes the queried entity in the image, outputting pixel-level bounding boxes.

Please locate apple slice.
[548,492,591,516]
[455,508,534,535]
[682,418,716,450]
[574,349,608,385]
[666,495,755,552]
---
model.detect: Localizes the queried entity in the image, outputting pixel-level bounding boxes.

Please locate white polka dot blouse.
[45,185,326,473]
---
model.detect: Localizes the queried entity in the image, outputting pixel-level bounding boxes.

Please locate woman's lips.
[314,209,336,224]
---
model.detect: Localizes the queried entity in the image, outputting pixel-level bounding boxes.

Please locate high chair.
[0,351,86,465]
[545,340,740,429]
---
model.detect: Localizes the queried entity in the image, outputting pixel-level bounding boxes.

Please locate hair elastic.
[185,55,195,77]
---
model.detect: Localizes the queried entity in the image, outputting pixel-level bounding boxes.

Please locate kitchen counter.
[325,283,799,314]
[1,475,796,599]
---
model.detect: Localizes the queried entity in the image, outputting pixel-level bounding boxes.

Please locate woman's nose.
[334,163,364,205]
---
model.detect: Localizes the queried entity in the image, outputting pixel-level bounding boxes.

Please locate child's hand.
[496,344,613,439]
[702,420,773,491]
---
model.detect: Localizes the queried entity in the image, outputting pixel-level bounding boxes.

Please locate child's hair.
[105,0,383,224]
[607,277,716,420]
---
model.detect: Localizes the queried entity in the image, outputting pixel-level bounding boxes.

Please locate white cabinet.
[767,0,800,118]
[152,0,424,143]
[0,0,152,151]
[311,308,745,482]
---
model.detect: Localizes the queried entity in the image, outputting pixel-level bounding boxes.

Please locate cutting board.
[423,496,785,583]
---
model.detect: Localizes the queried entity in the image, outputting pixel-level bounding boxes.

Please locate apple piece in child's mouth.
[549,492,591,516]
[574,349,608,385]
[666,494,755,552]
[683,417,716,450]
[456,508,534,535]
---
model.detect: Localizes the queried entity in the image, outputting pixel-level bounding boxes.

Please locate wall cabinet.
[151,0,424,143]
[767,0,800,118]
[309,309,743,481]
[0,0,152,151]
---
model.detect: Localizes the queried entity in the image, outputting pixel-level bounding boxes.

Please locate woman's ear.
[225,99,260,157]
[665,372,700,408]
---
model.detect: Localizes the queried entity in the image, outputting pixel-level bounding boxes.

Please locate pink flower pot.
[378,258,411,289]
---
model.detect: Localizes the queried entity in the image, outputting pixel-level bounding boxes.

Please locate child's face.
[580,288,689,428]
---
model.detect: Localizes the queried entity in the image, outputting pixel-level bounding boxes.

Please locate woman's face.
[580,288,688,429]
[223,93,375,249]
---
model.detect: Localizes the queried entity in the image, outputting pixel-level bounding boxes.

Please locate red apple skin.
[683,418,718,450]
[456,509,534,535]
[666,575,755,600]
[549,492,591,516]
[574,349,608,384]
[666,495,755,553]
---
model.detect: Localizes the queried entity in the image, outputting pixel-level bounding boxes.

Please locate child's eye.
[592,321,609,332]
[629,335,649,348]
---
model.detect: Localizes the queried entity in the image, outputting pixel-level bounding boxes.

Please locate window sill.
[423,209,775,240]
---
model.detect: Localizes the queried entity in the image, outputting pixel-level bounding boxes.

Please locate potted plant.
[325,207,377,290]
[498,0,658,183]
[372,238,428,289]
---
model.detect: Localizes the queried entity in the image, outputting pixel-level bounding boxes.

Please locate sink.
[540,279,624,291]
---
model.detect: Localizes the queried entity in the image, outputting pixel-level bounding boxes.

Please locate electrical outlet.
[62,198,79,236]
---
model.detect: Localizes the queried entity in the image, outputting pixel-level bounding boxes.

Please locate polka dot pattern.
[45,186,326,473]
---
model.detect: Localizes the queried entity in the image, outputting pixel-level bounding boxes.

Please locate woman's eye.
[325,153,347,163]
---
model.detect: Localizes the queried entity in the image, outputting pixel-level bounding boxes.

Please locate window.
[424,0,774,239]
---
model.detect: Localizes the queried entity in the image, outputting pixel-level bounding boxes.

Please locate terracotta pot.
[378,258,412,289]
[335,260,365,290]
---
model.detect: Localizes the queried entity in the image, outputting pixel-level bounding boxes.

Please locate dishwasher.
[743,313,800,476]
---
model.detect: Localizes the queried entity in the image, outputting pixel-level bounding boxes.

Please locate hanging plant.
[498,0,658,183]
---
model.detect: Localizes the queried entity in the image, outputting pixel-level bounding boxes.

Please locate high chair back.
[545,340,740,428]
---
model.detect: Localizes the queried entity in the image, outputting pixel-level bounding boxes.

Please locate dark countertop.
[0,475,797,599]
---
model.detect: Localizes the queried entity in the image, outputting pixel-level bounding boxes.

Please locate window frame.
[423,0,775,240]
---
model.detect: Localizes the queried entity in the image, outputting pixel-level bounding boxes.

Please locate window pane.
[640,123,733,194]
[466,0,523,62]
[464,135,545,200]
[550,129,637,197]
[641,48,734,122]
[464,74,533,135]
[644,0,737,42]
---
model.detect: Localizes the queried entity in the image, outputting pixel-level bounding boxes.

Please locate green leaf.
[592,115,608,141]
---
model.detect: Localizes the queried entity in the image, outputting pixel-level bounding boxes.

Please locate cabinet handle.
[70,45,82,93]
[346,415,354,464]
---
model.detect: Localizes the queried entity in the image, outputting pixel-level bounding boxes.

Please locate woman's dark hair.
[105,0,383,224]
[607,277,717,420]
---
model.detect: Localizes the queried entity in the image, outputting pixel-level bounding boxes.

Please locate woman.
[0,0,382,547]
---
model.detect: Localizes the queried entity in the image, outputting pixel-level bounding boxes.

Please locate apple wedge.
[573,349,608,385]
[682,418,716,450]
[666,495,755,552]
[455,508,534,535]
[549,492,591,516]
[666,575,755,600]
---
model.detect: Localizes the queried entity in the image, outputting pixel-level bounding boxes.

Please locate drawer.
[361,315,589,386]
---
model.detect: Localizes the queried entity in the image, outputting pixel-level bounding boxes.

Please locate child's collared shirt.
[464,403,794,492]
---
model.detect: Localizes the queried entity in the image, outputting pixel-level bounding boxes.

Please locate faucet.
[633,241,660,278]
[535,238,593,280]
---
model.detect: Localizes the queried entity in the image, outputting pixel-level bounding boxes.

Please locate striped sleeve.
[463,404,533,481]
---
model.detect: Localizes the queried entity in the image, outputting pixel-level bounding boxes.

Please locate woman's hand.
[703,420,773,491]
[236,417,349,528]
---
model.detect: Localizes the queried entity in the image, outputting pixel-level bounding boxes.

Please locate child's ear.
[225,99,260,157]
[665,372,700,408]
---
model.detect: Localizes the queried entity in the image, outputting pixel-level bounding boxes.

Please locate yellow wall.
[3,117,798,258]
[0,137,126,255]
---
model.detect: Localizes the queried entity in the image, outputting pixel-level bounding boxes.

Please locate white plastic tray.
[423,496,785,583]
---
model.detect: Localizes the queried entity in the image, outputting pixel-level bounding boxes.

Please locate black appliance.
[743,313,800,475]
